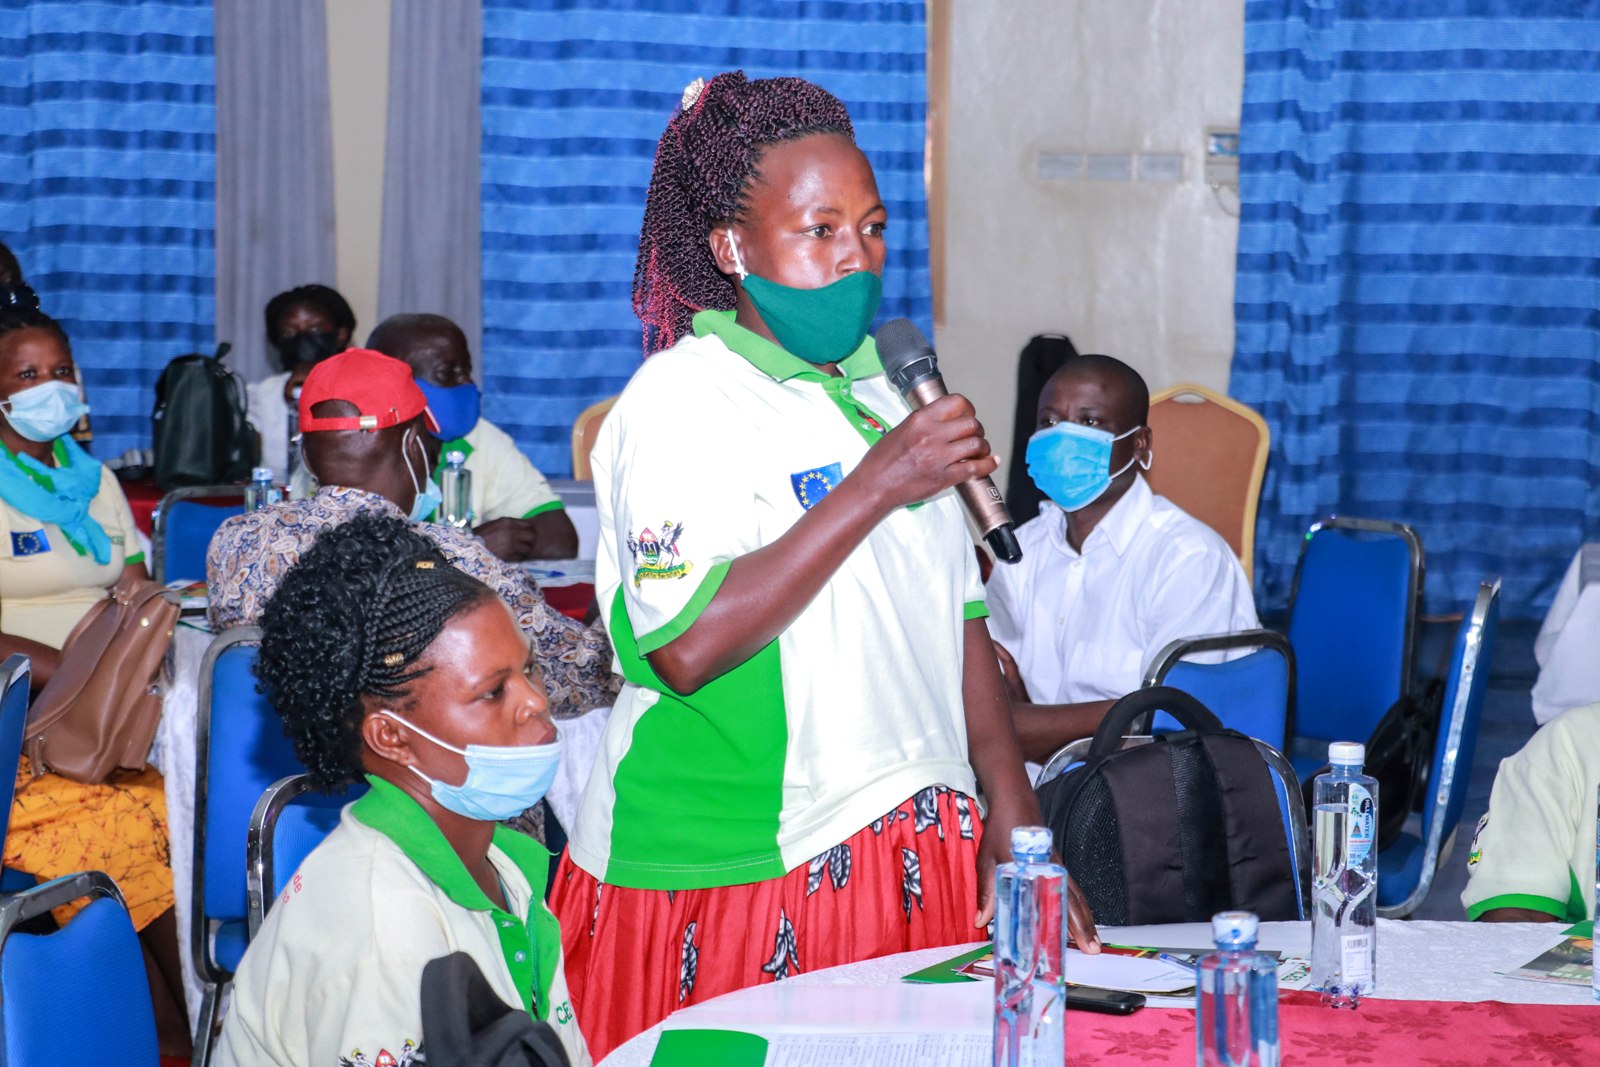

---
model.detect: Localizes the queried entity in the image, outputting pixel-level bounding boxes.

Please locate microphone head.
[876,318,940,395]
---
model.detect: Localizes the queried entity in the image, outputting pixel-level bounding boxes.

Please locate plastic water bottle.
[440,450,472,528]
[993,825,1067,1067]
[1196,911,1279,1066]
[1311,741,1378,1008]
[244,466,281,512]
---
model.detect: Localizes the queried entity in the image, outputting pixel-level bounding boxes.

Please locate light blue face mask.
[1,380,90,443]
[401,427,443,522]
[381,710,564,822]
[1025,422,1146,512]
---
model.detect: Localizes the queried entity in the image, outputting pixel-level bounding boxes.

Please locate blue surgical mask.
[402,427,443,522]
[1026,422,1146,512]
[381,710,564,822]
[416,380,481,442]
[0,380,90,443]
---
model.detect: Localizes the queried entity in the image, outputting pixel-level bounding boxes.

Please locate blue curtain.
[0,1,215,461]
[481,0,930,478]
[1233,0,1600,620]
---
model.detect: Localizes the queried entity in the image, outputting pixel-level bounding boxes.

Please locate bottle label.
[1342,933,1373,984]
[1347,783,1375,864]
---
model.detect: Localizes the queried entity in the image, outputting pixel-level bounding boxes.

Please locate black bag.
[151,342,258,490]
[1005,333,1079,521]
[1036,687,1300,925]
[420,952,570,1067]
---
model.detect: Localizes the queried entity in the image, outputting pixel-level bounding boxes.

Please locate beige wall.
[325,0,392,341]
[936,0,1244,489]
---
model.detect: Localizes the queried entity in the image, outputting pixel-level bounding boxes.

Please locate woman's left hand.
[974,796,1101,953]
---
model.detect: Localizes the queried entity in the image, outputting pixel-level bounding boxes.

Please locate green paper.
[650,1029,769,1066]
[901,943,993,984]
[1562,919,1593,938]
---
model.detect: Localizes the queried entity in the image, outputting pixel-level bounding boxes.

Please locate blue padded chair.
[1036,735,1309,919]
[151,486,247,584]
[191,627,305,1067]
[246,773,364,937]
[1140,630,1296,751]
[1377,578,1500,918]
[0,655,37,893]
[1286,517,1423,780]
[0,871,159,1066]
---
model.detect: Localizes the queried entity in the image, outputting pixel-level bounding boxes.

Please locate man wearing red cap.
[206,349,619,723]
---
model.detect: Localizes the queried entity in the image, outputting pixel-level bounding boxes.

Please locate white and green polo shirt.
[568,309,986,891]
[216,776,589,1067]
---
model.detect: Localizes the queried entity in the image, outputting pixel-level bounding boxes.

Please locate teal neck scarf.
[0,437,112,564]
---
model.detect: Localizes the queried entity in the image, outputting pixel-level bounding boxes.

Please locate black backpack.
[1035,687,1301,925]
[151,343,258,490]
[420,952,570,1067]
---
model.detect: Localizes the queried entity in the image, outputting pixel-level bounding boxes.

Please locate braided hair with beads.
[0,290,70,349]
[632,70,855,354]
[254,513,497,791]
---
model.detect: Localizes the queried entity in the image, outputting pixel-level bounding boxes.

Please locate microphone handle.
[903,377,1023,564]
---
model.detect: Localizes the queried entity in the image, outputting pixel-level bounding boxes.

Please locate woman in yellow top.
[0,290,189,1056]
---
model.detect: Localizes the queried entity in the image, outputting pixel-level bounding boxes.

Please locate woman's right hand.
[851,393,999,513]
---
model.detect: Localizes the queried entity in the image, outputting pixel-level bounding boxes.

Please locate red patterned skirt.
[551,786,985,1060]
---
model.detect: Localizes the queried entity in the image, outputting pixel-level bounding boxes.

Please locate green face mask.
[729,235,883,365]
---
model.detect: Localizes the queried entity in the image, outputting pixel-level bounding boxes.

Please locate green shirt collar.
[0,437,71,492]
[692,308,883,383]
[349,775,551,912]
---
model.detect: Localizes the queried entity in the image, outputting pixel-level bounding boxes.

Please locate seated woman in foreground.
[216,514,588,1066]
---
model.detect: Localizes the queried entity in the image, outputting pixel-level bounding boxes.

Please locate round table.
[602,921,1598,1066]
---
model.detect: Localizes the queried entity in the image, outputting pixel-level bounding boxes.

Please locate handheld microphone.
[875,318,1023,564]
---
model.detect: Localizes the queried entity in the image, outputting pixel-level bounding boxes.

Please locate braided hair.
[0,289,70,350]
[0,241,21,286]
[255,514,496,791]
[632,71,855,354]
[263,283,357,348]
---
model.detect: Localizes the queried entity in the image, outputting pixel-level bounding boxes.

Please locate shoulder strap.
[1089,686,1224,758]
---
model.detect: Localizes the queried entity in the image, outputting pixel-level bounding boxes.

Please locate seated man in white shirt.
[367,313,579,562]
[988,355,1259,764]
[1462,703,1600,923]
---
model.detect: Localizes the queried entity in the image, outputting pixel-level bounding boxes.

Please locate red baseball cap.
[298,348,438,433]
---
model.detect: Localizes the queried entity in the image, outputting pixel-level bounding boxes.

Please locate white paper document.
[763,1033,989,1066]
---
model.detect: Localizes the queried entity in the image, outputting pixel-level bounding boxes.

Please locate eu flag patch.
[790,462,844,511]
[11,530,50,556]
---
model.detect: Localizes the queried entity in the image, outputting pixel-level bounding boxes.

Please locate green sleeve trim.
[521,499,565,519]
[124,551,145,566]
[1466,892,1572,922]
[634,559,731,657]
[963,599,989,621]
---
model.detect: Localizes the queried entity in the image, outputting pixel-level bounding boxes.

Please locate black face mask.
[273,329,343,372]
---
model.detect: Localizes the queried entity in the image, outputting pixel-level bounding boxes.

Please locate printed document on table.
[764,1033,988,1067]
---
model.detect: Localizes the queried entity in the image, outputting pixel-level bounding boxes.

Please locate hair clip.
[383,651,404,667]
[680,77,706,111]
[415,560,435,570]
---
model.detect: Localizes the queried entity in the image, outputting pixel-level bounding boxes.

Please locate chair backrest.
[1142,629,1296,751]
[1420,581,1499,858]
[1143,384,1269,582]
[191,627,305,982]
[1287,517,1423,748]
[0,656,31,850]
[0,872,159,1066]
[569,395,618,481]
[151,485,247,584]
[247,774,362,936]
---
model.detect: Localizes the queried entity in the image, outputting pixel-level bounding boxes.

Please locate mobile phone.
[1065,985,1146,1015]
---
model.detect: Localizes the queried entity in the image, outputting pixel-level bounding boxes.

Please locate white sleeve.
[985,556,1025,650]
[1139,535,1260,666]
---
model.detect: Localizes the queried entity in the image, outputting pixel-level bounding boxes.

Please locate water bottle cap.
[1329,741,1365,766]
[251,467,273,482]
[446,450,466,466]
[1211,910,1259,947]
[1010,825,1052,861]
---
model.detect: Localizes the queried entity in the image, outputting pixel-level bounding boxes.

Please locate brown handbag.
[23,572,180,783]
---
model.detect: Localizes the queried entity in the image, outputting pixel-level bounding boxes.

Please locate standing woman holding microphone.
[553,72,1096,1057]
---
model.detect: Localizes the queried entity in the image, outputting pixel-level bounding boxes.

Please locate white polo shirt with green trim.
[216,776,590,1067]
[431,417,565,524]
[568,310,986,891]
[1462,703,1600,923]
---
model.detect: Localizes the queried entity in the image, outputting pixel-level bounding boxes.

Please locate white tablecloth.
[602,921,1596,1067]
[1533,544,1600,724]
